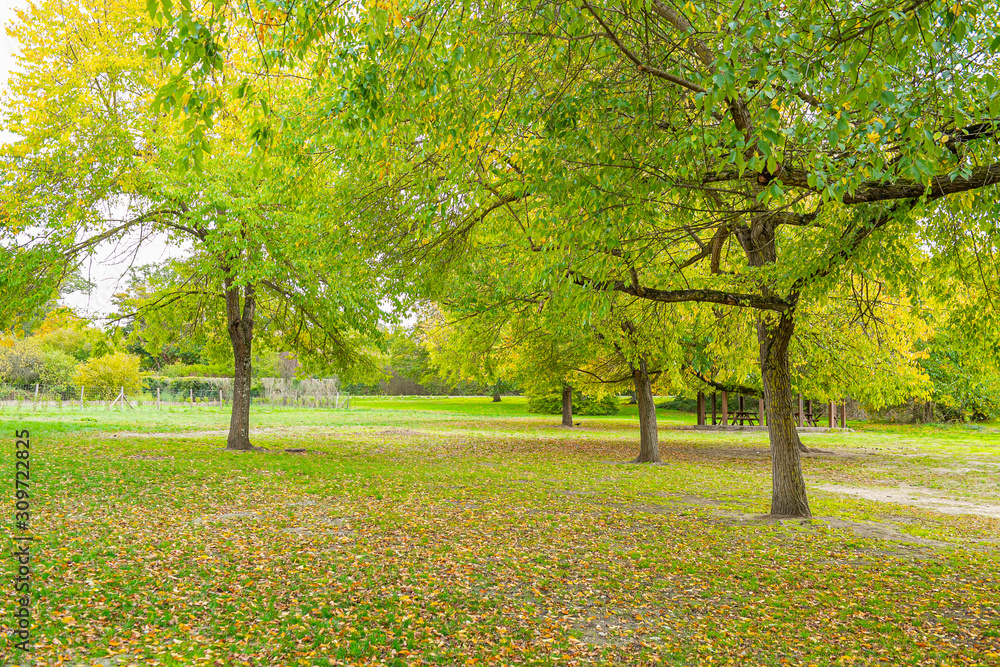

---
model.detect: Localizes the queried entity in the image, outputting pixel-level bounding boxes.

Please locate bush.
[0,337,45,384]
[160,362,234,378]
[526,391,620,416]
[656,396,699,412]
[72,353,142,399]
[39,348,77,386]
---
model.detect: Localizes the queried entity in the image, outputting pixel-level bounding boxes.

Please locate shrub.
[38,348,76,386]
[526,391,620,416]
[160,361,233,378]
[72,353,142,399]
[656,396,699,412]
[0,337,45,384]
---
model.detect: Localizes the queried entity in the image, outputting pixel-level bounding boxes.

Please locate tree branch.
[569,270,792,312]
[791,199,918,291]
[685,366,762,398]
[779,163,1000,204]
[582,1,707,94]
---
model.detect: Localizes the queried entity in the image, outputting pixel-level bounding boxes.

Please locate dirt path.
[816,483,1000,519]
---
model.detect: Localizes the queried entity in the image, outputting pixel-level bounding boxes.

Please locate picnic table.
[802,399,820,427]
[731,395,760,425]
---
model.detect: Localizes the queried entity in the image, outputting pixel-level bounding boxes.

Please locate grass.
[1,397,998,666]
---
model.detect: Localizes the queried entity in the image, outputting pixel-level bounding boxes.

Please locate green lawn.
[1,398,998,666]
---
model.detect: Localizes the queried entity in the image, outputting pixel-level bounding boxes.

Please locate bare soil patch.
[816,484,1000,519]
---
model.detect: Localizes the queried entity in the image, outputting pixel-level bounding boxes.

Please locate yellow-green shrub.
[72,353,141,399]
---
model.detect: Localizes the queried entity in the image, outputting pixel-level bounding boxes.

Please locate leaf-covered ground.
[2,398,998,666]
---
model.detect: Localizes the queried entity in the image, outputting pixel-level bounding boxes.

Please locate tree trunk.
[758,311,811,517]
[737,216,811,518]
[561,384,573,427]
[632,357,660,463]
[225,280,256,451]
[492,390,501,402]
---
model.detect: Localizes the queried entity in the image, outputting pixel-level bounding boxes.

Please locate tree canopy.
[1,0,392,448]
[2,0,996,515]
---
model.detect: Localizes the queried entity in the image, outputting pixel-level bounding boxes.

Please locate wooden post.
[157,387,161,410]
[721,390,728,426]
[840,400,847,428]
[697,392,706,425]
[190,387,194,404]
[711,392,717,425]
[828,401,835,428]
[81,386,85,409]
[797,393,804,427]
[34,383,39,411]
[758,398,765,426]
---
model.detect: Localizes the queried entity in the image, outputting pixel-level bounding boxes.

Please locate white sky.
[3,0,181,323]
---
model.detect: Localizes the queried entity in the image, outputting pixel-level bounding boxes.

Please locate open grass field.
[1,397,998,666]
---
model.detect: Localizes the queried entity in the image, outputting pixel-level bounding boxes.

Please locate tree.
[2,0,386,449]
[425,301,596,426]
[152,0,1000,515]
[678,279,933,415]
[31,308,108,362]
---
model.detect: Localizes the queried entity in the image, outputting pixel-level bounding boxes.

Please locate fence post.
[219,389,223,408]
[157,387,161,410]
[34,383,39,411]
[81,386,85,409]
[190,387,194,405]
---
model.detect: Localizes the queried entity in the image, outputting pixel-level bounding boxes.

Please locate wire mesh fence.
[0,379,350,411]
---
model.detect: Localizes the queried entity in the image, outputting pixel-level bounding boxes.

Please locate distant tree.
[32,308,108,362]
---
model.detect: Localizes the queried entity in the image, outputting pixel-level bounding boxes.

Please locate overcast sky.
[3,1,182,322]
